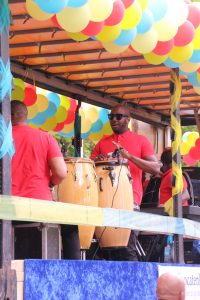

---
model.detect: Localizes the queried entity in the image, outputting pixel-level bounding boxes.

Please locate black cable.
[92,159,124,260]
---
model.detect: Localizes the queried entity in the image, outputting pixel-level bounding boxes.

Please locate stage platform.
[12,259,200,300]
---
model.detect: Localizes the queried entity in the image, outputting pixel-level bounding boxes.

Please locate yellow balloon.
[137,0,148,11]
[193,85,200,95]
[88,0,113,22]
[61,123,75,133]
[180,142,191,156]
[40,116,57,132]
[169,43,193,63]
[60,95,71,110]
[153,18,178,42]
[56,106,68,123]
[89,131,104,141]
[68,32,89,42]
[86,107,99,123]
[144,52,169,65]
[36,94,49,112]
[96,23,121,43]
[27,104,38,119]
[131,27,158,54]
[102,42,128,54]
[121,2,142,30]
[56,5,91,33]
[179,61,200,74]
[12,86,25,101]
[14,78,25,90]
[26,0,53,21]
[28,123,39,129]
[197,72,200,84]
[187,132,199,146]
[193,26,200,50]
[81,117,92,133]
[102,121,113,135]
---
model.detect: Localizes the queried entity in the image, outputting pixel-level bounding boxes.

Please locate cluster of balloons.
[181,131,200,165]
[12,78,112,141]
[26,0,200,95]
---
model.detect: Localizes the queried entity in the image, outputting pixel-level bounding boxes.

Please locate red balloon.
[54,121,65,132]
[189,146,200,160]
[25,83,36,91]
[128,44,139,54]
[195,137,200,148]
[51,15,63,29]
[82,21,104,36]
[69,98,77,112]
[174,21,195,47]
[153,39,174,55]
[183,153,197,166]
[105,0,125,26]
[121,0,135,8]
[64,110,75,124]
[188,4,200,28]
[23,87,37,106]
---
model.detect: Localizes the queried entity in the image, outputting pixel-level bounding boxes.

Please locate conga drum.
[57,157,98,249]
[95,160,133,248]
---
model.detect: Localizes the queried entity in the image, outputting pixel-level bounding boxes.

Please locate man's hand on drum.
[94,153,108,161]
[112,141,130,160]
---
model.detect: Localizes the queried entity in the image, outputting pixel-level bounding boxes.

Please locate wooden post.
[0,1,17,298]
[170,68,184,264]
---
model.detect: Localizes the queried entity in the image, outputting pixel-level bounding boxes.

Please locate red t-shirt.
[12,124,63,200]
[91,130,154,205]
[159,169,188,206]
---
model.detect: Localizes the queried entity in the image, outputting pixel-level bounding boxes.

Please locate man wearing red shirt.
[11,100,80,259]
[91,104,160,260]
[159,148,189,207]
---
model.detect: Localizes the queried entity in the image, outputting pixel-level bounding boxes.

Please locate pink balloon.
[188,4,200,28]
[64,110,75,124]
[189,146,200,160]
[153,39,174,55]
[82,21,104,36]
[174,21,195,46]
[105,0,125,26]
[121,0,134,8]
[183,154,197,166]
[195,137,200,147]
[69,98,77,112]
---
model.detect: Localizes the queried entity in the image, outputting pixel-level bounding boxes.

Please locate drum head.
[64,157,93,164]
[95,159,128,167]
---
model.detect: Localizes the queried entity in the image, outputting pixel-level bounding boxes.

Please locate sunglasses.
[108,113,129,120]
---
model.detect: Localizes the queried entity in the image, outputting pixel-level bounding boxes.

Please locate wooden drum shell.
[95,160,134,248]
[57,157,98,249]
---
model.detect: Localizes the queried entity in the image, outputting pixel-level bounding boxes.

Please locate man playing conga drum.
[91,104,160,261]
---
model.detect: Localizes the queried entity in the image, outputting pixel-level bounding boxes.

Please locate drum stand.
[135,239,146,261]
[81,249,87,260]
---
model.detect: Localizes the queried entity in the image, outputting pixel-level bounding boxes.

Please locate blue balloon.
[28,112,47,126]
[47,92,60,107]
[114,28,137,46]
[163,58,181,68]
[67,0,87,7]
[189,50,200,63]
[44,102,58,118]
[91,120,103,133]
[187,72,200,87]
[81,131,90,139]
[33,0,68,14]
[137,9,154,34]
[58,130,74,138]
[99,108,109,124]
[148,0,168,22]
